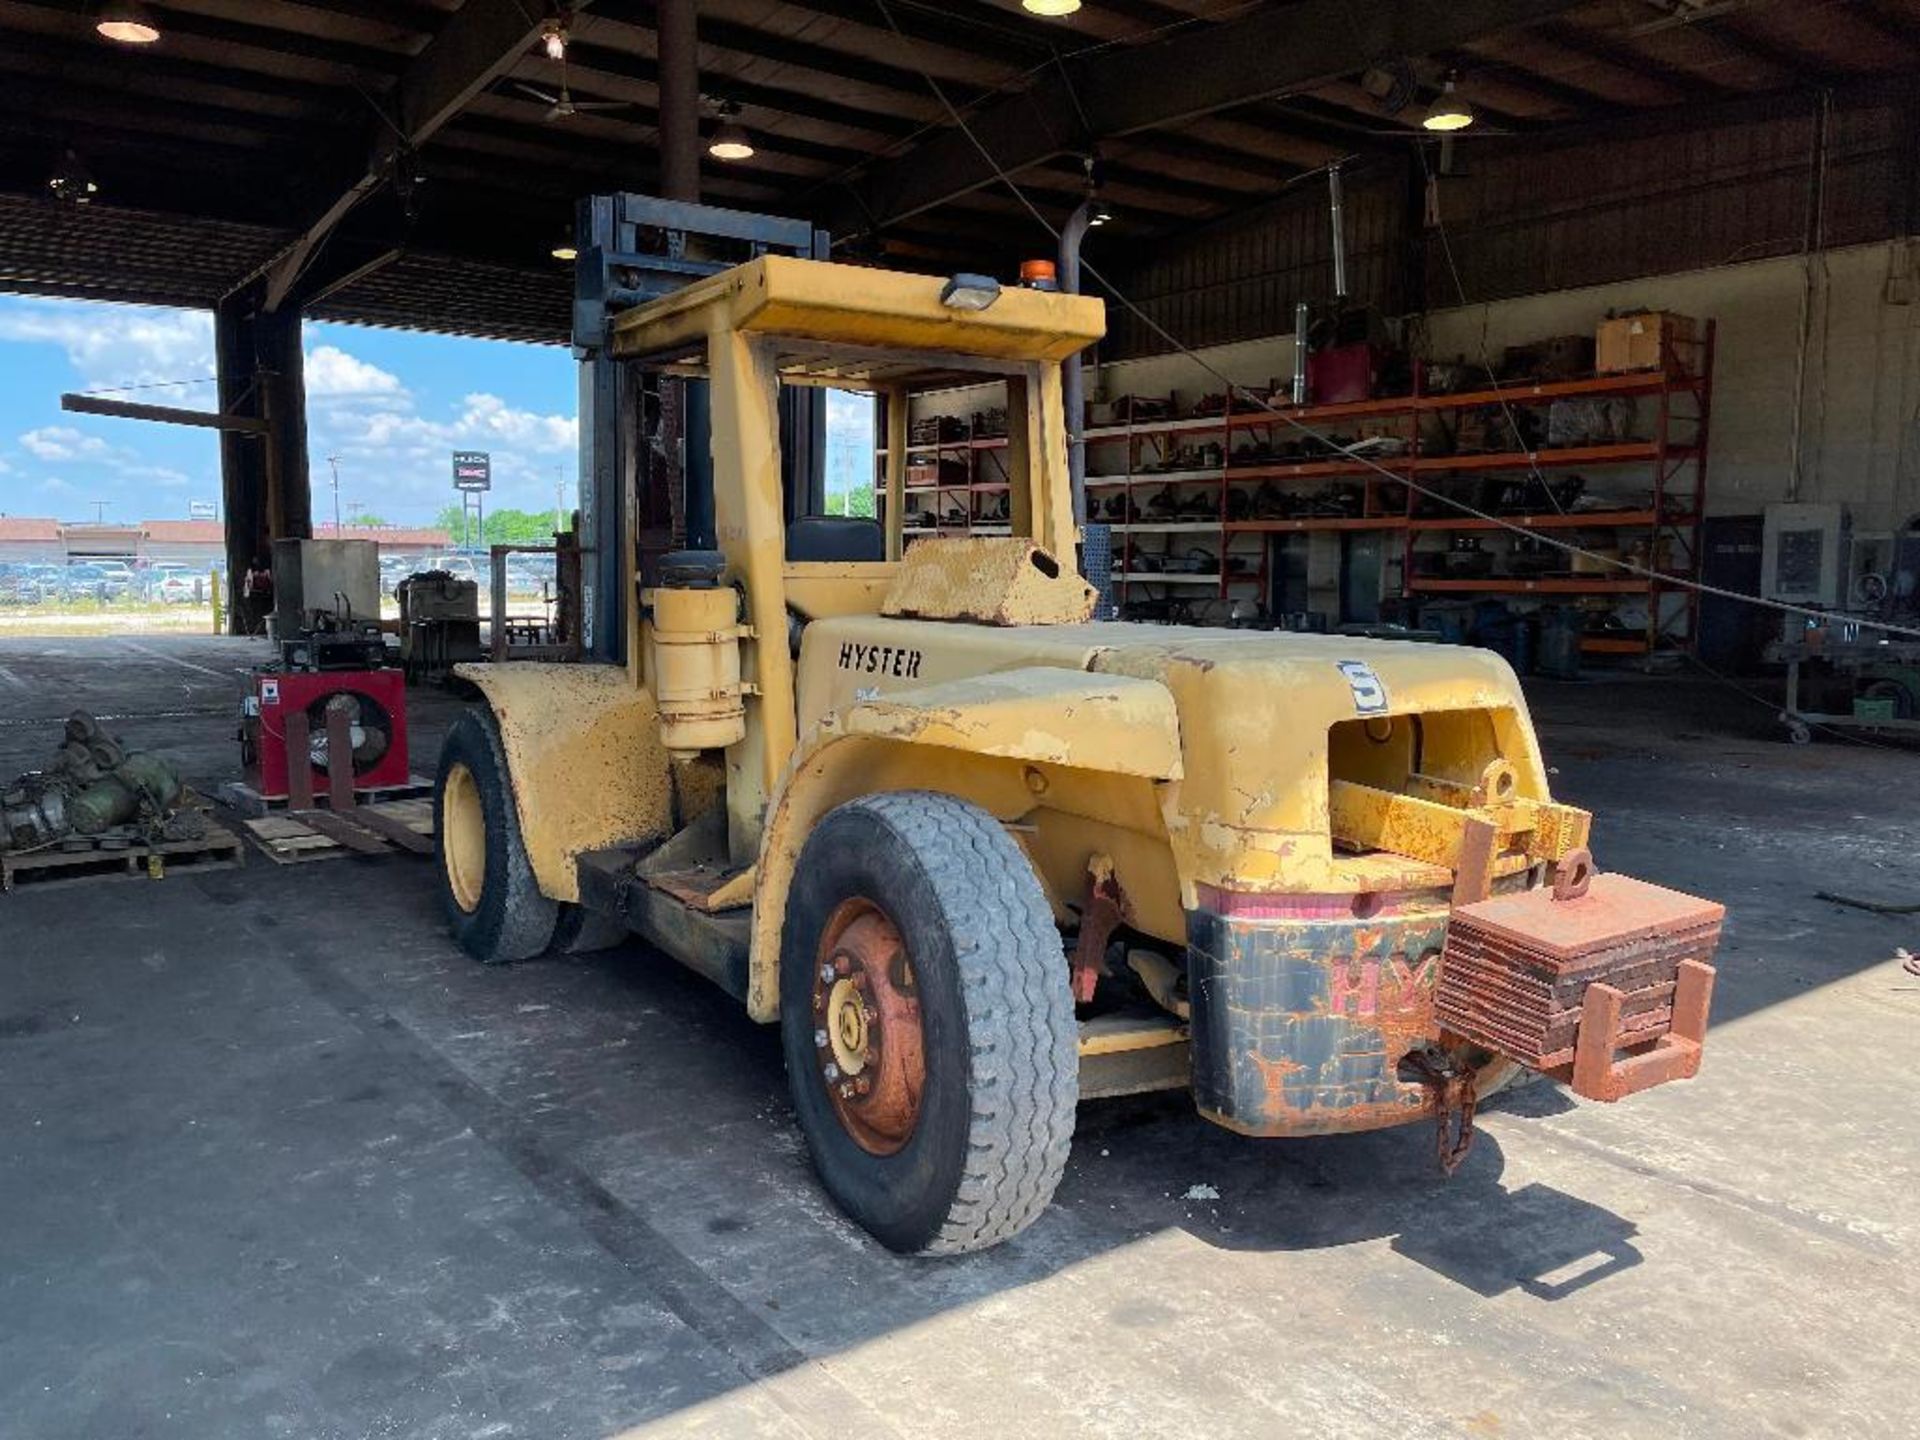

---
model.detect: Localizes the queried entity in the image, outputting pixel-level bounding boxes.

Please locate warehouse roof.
[1,0,1912,341]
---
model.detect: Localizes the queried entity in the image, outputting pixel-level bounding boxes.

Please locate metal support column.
[214,294,311,633]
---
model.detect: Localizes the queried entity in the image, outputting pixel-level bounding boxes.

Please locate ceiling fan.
[514,60,632,122]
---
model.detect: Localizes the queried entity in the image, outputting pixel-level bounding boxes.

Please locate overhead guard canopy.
[607,255,1107,388]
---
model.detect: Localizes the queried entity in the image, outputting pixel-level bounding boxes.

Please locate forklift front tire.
[780,790,1078,1256]
[435,708,558,964]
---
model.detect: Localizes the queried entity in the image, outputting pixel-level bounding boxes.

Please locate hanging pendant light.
[96,0,161,44]
[1422,74,1475,132]
[707,102,754,161]
[1022,0,1082,15]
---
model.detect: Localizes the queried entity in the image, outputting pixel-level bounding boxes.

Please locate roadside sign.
[452,451,492,492]
[188,499,216,520]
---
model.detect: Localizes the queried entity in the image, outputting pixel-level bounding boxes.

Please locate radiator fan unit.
[245,668,410,801]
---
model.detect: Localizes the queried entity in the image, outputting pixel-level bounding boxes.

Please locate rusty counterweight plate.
[1448,873,1724,967]
[1437,873,1724,1070]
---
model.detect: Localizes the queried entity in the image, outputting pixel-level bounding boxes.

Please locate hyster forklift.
[436,196,1724,1255]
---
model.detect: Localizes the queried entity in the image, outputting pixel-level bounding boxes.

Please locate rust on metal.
[1403,1048,1477,1175]
[1450,815,1499,907]
[285,708,313,810]
[1563,958,1715,1101]
[812,897,925,1155]
[1437,869,1724,1101]
[325,702,355,812]
[1070,856,1128,1004]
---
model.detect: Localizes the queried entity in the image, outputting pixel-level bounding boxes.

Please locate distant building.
[0,520,451,568]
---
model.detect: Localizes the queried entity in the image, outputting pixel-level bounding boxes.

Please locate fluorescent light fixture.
[1022,0,1082,14]
[96,0,160,43]
[1089,195,1114,227]
[940,274,1002,312]
[551,243,578,262]
[1423,76,1474,132]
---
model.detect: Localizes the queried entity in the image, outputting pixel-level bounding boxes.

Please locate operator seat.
[786,515,885,564]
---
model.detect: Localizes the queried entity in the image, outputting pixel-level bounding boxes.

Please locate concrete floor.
[0,635,1913,1440]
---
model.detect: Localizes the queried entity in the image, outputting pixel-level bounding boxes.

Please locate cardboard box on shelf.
[1596,311,1697,374]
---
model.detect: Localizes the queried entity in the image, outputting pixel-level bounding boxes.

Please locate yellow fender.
[455,662,675,902]
[745,668,1183,1020]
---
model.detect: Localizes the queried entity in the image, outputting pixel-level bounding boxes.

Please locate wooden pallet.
[219,775,434,820]
[243,797,434,864]
[2,827,244,892]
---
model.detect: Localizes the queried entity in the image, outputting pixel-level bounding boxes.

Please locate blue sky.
[0,294,579,527]
[0,293,874,529]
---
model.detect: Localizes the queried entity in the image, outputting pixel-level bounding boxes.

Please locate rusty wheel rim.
[811,898,924,1156]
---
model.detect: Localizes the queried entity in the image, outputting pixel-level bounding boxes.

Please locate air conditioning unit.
[242,668,409,802]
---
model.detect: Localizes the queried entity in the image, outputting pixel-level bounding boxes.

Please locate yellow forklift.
[436,197,1723,1255]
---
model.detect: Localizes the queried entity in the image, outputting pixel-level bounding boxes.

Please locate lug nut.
[814,1029,829,1050]
[833,955,852,977]
[824,1063,841,1082]
[854,1076,871,1096]
[819,963,835,983]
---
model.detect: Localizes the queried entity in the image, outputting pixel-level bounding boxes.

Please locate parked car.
[142,562,198,602]
[0,563,43,604]
[425,555,481,584]
[91,560,136,598]
[24,564,63,603]
[154,568,202,605]
[61,562,125,601]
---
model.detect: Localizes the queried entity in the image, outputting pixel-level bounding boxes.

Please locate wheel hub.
[442,761,486,915]
[812,899,924,1155]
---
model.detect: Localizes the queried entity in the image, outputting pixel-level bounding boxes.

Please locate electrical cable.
[78,376,218,395]
[867,0,1920,643]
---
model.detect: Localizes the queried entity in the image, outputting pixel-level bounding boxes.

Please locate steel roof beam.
[824,0,1587,239]
[251,0,588,310]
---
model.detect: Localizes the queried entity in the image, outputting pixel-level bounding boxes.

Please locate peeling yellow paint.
[456,662,674,901]
[880,537,1096,627]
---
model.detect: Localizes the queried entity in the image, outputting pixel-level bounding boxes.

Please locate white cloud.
[21,426,110,462]
[38,476,75,495]
[0,300,214,392]
[122,464,192,489]
[306,345,404,399]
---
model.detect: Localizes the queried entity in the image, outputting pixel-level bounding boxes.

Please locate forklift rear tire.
[435,707,558,964]
[779,791,1077,1256]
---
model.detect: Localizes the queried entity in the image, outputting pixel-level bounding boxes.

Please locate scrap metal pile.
[0,712,192,853]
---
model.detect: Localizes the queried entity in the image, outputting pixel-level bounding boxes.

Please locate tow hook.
[1406,1048,1477,1176]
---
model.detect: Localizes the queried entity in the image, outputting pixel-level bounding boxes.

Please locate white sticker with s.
[260,679,280,706]
[1335,660,1388,715]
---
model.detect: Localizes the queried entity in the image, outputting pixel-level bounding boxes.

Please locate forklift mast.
[571,194,831,664]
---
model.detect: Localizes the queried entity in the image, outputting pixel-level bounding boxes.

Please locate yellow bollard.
[210,569,224,635]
